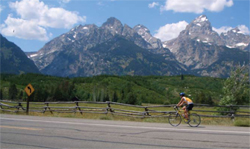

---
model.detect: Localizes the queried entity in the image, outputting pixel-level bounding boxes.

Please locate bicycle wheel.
[188,113,201,127]
[168,112,182,127]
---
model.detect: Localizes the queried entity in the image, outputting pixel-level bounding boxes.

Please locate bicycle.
[168,106,201,127]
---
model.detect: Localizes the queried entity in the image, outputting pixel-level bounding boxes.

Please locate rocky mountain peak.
[70,25,83,31]
[101,17,123,35]
[104,17,122,24]
[133,24,162,49]
[176,15,224,46]
[228,27,244,34]
[70,24,97,33]
[193,15,209,23]
[221,27,250,49]
[133,24,150,34]
[232,27,240,32]
[187,15,212,31]
[121,24,134,37]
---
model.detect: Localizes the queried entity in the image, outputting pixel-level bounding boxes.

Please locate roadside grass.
[234,118,250,127]
[0,101,249,127]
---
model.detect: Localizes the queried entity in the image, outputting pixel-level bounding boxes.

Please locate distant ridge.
[0,34,40,74]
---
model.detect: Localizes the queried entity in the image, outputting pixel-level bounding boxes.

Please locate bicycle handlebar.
[173,106,179,110]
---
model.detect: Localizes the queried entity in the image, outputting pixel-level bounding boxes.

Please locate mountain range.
[163,15,249,77]
[0,34,40,74]
[1,15,249,78]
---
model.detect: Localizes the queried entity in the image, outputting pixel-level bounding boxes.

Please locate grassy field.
[1,101,249,127]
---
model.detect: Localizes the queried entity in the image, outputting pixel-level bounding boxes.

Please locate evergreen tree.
[61,81,70,101]
[34,89,46,102]
[8,83,18,100]
[195,92,214,105]
[197,92,206,104]
[92,87,97,102]
[125,82,132,93]
[206,94,214,105]
[100,89,105,102]
[53,86,63,101]
[18,90,23,100]
[96,90,101,102]
[181,74,184,80]
[112,91,118,102]
[125,92,139,105]
[104,93,109,102]
[120,89,125,102]
[0,89,3,99]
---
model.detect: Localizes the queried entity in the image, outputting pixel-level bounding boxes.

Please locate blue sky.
[0,0,249,52]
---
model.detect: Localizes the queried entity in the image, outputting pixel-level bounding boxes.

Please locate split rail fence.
[0,100,249,119]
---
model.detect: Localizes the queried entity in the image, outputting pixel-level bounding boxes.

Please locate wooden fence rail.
[0,100,249,119]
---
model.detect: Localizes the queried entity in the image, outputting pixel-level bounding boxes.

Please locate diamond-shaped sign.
[24,84,35,96]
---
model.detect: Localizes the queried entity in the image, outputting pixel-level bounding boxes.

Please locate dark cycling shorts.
[186,104,193,111]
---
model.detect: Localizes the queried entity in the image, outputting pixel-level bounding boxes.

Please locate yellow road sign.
[24,84,35,96]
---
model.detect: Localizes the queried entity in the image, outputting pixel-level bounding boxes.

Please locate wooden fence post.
[107,102,114,113]
[75,101,83,115]
[145,107,150,116]
[43,103,53,114]
[19,102,25,110]
[230,105,235,121]
[16,102,25,113]
[43,103,47,113]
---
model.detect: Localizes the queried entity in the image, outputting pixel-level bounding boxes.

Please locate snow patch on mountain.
[236,43,248,47]
[83,27,88,30]
[28,53,38,58]
[194,15,208,23]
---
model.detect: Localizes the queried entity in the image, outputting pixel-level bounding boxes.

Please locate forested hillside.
[0,34,40,74]
[0,73,225,105]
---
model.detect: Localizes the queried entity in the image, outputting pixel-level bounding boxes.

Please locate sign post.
[24,84,35,115]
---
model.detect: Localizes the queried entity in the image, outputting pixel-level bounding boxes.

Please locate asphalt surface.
[0,114,249,149]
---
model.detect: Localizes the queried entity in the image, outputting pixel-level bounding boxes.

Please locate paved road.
[0,114,249,149]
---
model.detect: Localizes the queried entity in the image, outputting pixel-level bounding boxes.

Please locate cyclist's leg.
[182,106,189,119]
[186,104,193,119]
[184,109,189,119]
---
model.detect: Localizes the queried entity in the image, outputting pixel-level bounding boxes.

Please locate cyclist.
[176,92,193,121]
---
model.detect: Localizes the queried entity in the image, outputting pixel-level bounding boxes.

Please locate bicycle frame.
[174,106,190,120]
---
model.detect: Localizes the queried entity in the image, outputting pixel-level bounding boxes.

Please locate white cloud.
[212,26,232,34]
[154,21,188,41]
[39,8,86,28]
[238,25,250,35]
[148,2,159,8]
[9,0,86,29]
[1,0,86,41]
[161,0,233,14]
[1,15,49,41]
[213,25,250,35]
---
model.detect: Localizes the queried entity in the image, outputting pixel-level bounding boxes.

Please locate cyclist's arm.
[177,98,184,107]
[179,100,186,107]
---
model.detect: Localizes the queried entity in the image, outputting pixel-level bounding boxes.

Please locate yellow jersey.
[183,97,193,104]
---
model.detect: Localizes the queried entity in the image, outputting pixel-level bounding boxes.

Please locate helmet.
[180,92,185,96]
